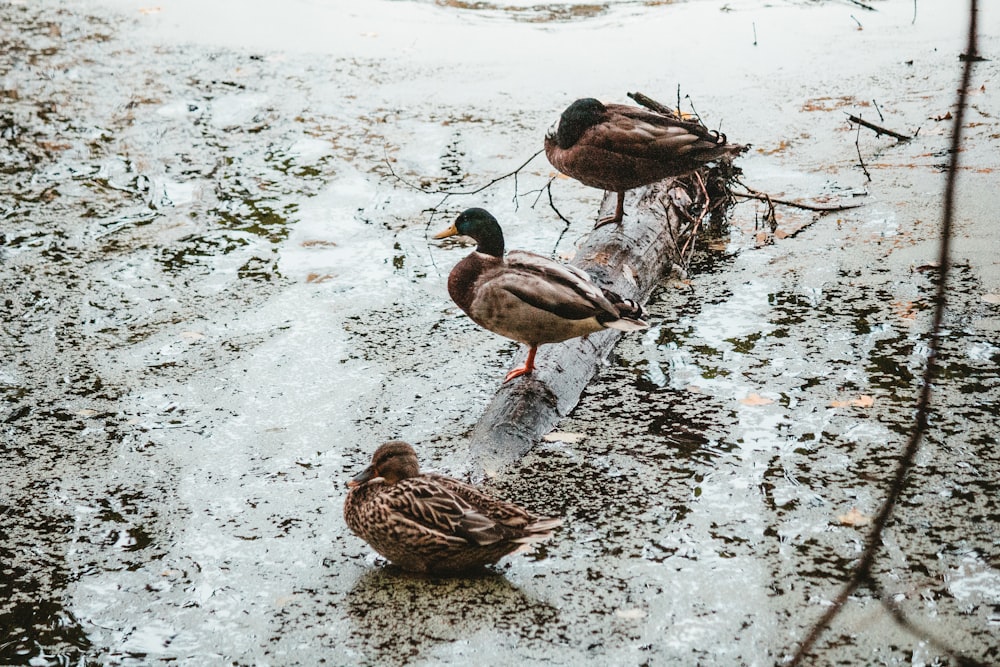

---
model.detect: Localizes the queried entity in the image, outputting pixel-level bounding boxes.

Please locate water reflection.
[344,567,559,665]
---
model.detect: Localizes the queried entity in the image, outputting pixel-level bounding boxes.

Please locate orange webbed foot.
[503,346,538,383]
[503,365,532,383]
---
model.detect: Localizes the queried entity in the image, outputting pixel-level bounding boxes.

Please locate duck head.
[553,98,606,149]
[433,207,505,257]
[348,440,421,488]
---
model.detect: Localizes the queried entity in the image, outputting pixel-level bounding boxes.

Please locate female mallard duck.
[434,207,647,383]
[545,97,746,226]
[344,441,561,573]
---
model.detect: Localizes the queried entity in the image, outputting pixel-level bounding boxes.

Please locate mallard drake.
[344,441,561,573]
[545,97,746,226]
[434,207,647,382]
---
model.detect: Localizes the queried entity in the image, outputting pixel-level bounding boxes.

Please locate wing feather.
[498,250,619,320]
[382,478,515,547]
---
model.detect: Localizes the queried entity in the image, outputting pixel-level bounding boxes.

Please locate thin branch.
[854,123,873,182]
[732,189,864,213]
[847,0,877,10]
[544,179,573,228]
[385,147,544,197]
[545,180,574,254]
[628,91,682,119]
[788,0,979,663]
[846,113,913,141]
[872,99,885,122]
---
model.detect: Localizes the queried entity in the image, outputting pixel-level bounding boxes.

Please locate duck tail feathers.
[609,296,648,330]
[607,317,648,332]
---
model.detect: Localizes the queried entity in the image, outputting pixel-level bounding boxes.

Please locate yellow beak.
[433,223,459,240]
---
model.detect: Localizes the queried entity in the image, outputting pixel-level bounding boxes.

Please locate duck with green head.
[434,207,647,382]
[545,97,746,226]
[344,441,561,573]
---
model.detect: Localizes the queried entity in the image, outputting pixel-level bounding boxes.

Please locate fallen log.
[469,174,720,476]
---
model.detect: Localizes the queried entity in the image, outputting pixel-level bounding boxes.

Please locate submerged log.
[469,174,720,476]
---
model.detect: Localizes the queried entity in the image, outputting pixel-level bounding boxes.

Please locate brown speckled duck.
[434,207,647,382]
[545,97,746,226]
[344,441,561,573]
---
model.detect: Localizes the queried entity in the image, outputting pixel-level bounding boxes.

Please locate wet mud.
[2,0,999,665]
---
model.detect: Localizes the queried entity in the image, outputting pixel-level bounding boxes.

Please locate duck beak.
[347,465,377,488]
[433,223,459,240]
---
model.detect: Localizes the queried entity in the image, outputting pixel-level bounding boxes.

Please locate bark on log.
[469,177,705,476]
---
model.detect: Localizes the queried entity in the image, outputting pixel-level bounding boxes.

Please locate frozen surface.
[1,0,998,665]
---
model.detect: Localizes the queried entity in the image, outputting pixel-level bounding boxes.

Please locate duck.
[344,441,561,573]
[544,97,747,226]
[434,207,647,383]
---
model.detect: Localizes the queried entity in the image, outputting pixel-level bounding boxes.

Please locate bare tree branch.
[385,147,544,197]
[732,189,864,213]
[788,1,983,664]
[846,113,913,141]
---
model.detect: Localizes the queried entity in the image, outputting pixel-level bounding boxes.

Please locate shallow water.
[2,0,999,665]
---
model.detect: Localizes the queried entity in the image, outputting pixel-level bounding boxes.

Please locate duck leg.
[594,191,626,228]
[504,345,538,382]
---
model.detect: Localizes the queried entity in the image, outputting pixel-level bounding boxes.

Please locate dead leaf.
[614,608,647,619]
[982,293,1000,305]
[75,409,99,417]
[836,507,871,527]
[138,6,162,14]
[179,331,204,341]
[38,141,72,152]
[740,393,774,406]
[932,111,953,122]
[830,395,875,408]
[542,430,586,444]
[306,273,334,284]
[800,96,864,112]
[891,300,918,320]
[757,140,790,155]
[300,240,338,248]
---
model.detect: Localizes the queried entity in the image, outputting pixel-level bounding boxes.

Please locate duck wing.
[383,477,524,547]
[591,104,727,160]
[432,475,561,543]
[497,250,621,321]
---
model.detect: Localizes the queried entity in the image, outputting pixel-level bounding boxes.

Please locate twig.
[872,99,885,122]
[850,14,863,29]
[385,147,544,197]
[854,124,873,182]
[846,113,913,141]
[546,181,573,255]
[788,0,981,663]
[628,91,680,119]
[847,0,877,10]
[753,21,758,46]
[732,189,864,213]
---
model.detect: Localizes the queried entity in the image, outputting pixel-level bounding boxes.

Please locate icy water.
[2,0,999,665]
